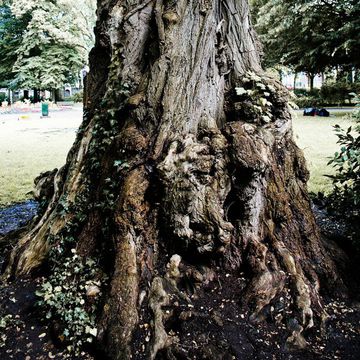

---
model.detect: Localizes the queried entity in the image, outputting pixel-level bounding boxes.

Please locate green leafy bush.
[351,93,360,121]
[327,94,360,246]
[36,249,106,354]
[71,91,83,103]
[293,82,360,108]
[0,93,8,104]
[327,124,360,208]
[293,88,322,108]
[293,89,309,97]
[295,95,322,108]
[320,82,360,106]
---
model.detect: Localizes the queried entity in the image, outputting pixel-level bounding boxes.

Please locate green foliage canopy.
[0,0,96,90]
[0,1,27,87]
[251,0,360,75]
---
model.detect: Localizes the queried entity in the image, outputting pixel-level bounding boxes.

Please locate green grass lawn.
[292,112,355,194]
[0,111,82,205]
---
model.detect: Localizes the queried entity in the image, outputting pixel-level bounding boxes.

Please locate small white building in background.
[281,72,323,90]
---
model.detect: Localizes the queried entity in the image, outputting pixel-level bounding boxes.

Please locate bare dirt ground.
[0,205,359,360]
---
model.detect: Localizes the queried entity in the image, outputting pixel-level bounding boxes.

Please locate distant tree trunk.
[293,72,298,91]
[23,89,29,99]
[346,66,353,83]
[33,88,39,103]
[7,89,12,105]
[3,1,343,359]
[51,89,62,103]
[51,88,56,103]
[308,73,315,90]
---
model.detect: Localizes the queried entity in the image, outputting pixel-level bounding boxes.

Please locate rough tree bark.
[2,0,344,359]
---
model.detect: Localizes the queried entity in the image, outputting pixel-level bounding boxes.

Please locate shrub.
[327,123,360,208]
[327,94,360,247]
[293,89,308,97]
[351,92,360,121]
[293,82,360,108]
[320,82,360,106]
[293,88,322,108]
[0,93,8,105]
[36,249,106,354]
[72,91,84,103]
[294,95,322,108]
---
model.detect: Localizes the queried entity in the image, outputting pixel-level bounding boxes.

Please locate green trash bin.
[41,103,49,117]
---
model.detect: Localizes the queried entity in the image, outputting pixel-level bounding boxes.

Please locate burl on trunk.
[3,1,343,359]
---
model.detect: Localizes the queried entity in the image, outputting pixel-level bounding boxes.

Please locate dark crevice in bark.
[223,166,254,235]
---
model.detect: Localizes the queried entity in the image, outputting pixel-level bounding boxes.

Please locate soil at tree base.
[0,203,359,359]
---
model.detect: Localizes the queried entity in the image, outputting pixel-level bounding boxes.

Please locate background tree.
[3,1,344,359]
[251,0,360,86]
[0,0,28,88]
[3,0,96,95]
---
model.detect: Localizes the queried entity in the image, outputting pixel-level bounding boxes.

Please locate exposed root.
[33,169,57,202]
[166,254,182,283]
[245,239,286,322]
[149,277,173,360]
[286,321,308,351]
[2,166,67,279]
[276,242,315,329]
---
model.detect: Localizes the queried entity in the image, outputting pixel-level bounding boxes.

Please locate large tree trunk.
[2,1,343,359]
